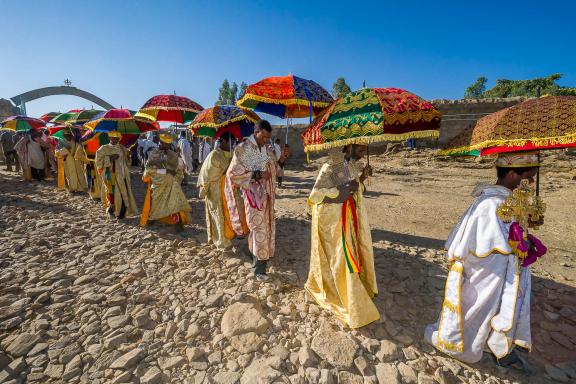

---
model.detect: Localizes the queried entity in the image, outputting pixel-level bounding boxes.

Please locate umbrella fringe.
[237,93,332,109]
[437,132,576,156]
[304,130,439,153]
[189,114,259,129]
[139,106,203,112]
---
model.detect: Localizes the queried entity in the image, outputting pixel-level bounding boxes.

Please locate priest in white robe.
[425,151,546,369]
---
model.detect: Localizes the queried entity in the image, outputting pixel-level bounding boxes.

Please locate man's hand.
[323,183,352,204]
[261,171,271,180]
[348,180,360,193]
[529,215,544,228]
[360,165,373,183]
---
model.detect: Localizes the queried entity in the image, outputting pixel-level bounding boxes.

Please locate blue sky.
[1,0,575,120]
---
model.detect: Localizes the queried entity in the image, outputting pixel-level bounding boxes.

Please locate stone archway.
[10,86,115,115]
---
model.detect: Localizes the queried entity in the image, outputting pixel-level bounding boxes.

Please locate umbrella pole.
[536,168,540,196]
[285,119,289,145]
[536,152,541,196]
[366,145,371,186]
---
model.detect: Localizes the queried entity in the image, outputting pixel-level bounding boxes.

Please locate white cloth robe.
[178,138,194,175]
[424,185,532,363]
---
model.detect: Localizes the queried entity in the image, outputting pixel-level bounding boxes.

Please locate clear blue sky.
[2,0,575,120]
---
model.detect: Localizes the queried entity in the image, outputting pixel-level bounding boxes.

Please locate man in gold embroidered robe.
[140,133,191,231]
[75,138,103,200]
[225,120,277,281]
[305,146,380,329]
[95,131,138,219]
[425,151,544,370]
[197,132,235,250]
[55,129,87,193]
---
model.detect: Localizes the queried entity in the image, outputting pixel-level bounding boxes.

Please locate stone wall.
[0,98,17,121]
[431,97,530,146]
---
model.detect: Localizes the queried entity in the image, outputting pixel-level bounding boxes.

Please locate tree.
[464,76,487,99]
[464,73,574,99]
[332,77,352,98]
[238,82,248,100]
[230,82,239,104]
[216,80,231,105]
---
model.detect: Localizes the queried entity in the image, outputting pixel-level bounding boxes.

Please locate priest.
[95,131,138,219]
[305,146,380,328]
[197,132,235,250]
[425,151,546,370]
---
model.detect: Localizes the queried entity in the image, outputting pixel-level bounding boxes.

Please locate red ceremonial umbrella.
[136,94,204,124]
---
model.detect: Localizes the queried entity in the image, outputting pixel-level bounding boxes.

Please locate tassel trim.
[437,132,576,156]
[237,93,332,109]
[304,130,439,153]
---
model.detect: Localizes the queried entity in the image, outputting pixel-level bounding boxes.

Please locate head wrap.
[495,151,540,168]
[159,133,174,144]
[108,131,122,138]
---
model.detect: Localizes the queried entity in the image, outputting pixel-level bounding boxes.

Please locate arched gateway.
[10,86,115,115]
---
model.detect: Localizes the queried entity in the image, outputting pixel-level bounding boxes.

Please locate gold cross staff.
[497,179,546,232]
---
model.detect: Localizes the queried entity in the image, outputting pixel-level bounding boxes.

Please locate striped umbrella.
[85,109,159,134]
[0,115,46,132]
[39,112,60,122]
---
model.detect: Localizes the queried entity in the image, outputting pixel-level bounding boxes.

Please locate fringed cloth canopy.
[136,94,204,124]
[301,88,441,152]
[237,74,334,119]
[189,105,260,139]
[439,96,576,156]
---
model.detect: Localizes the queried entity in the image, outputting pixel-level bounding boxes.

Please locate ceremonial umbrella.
[0,115,46,132]
[301,87,442,153]
[39,112,60,122]
[438,96,576,156]
[189,105,260,139]
[136,94,204,124]
[84,109,159,134]
[49,110,83,125]
[237,74,334,118]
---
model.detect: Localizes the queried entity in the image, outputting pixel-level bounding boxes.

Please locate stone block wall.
[431,97,530,146]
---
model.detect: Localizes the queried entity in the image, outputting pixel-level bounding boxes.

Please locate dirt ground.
[0,148,575,383]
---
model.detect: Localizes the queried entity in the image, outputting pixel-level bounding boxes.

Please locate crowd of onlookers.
[0,128,289,188]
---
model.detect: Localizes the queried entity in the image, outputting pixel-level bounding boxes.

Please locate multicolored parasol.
[189,105,260,139]
[301,88,442,152]
[237,74,334,119]
[438,96,576,156]
[66,109,104,126]
[84,109,159,134]
[0,115,46,132]
[136,94,204,123]
[50,110,82,125]
[39,112,60,122]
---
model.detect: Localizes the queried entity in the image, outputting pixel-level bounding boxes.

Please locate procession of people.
[1,87,571,376]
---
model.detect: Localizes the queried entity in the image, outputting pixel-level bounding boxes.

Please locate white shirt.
[273,143,282,160]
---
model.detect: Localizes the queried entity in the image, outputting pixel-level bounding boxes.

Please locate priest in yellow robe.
[95,131,138,219]
[55,129,87,193]
[305,146,380,329]
[75,136,102,200]
[197,132,235,250]
[140,133,191,231]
